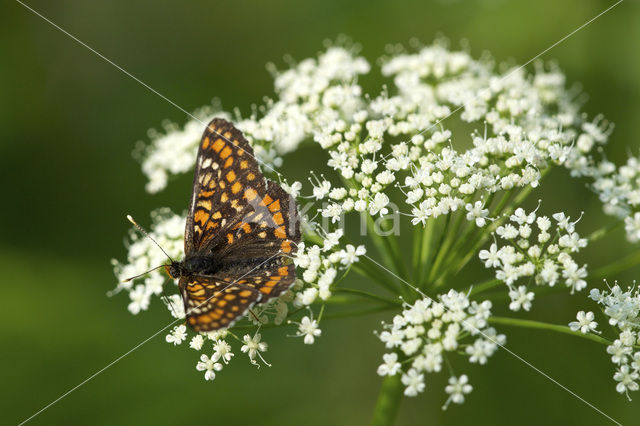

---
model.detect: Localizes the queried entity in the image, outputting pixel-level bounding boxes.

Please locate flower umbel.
[113,39,640,416]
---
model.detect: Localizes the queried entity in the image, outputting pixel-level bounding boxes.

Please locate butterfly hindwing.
[180,275,262,332]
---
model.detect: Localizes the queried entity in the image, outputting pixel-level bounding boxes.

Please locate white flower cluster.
[590,154,640,241]
[165,326,270,380]
[376,290,504,407]
[588,284,640,399]
[479,208,588,310]
[117,40,640,390]
[111,208,185,314]
[293,229,365,306]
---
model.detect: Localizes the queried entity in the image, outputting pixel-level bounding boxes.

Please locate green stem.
[489,316,612,346]
[590,249,640,281]
[424,213,452,284]
[468,278,502,296]
[418,218,436,288]
[322,304,397,319]
[352,255,402,294]
[334,288,401,306]
[371,374,404,426]
[436,182,539,284]
[412,225,424,282]
[586,219,624,243]
[366,214,407,283]
[428,210,466,284]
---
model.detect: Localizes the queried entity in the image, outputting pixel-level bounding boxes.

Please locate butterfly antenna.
[121,264,166,283]
[126,214,175,263]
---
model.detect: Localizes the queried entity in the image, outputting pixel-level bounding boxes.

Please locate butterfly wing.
[220,181,301,261]
[181,118,302,330]
[184,118,267,255]
[180,275,262,331]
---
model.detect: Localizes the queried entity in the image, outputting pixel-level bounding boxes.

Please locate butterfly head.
[166,261,183,279]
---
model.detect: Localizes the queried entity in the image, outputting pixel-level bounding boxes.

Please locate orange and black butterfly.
[166,118,301,331]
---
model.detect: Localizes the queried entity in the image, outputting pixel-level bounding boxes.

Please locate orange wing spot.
[274,226,286,239]
[194,210,209,224]
[241,222,251,233]
[260,287,273,295]
[217,299,228,307]
[281,240,292,253]
[232,181,242,194]
[266,280,277,287]
[268,199,281,212]
[231,305,239,312]
[247,172,256,181]
[226,170,236,182]
[224,294,237,301]
[219,181,226,189]
[202,137,210,149]
[240,160,248,169]
[197,315,214,323]
[278,266,289,276]
[244,188,258,201]
[188,317,196,325]
[212,211,222,219]
[262,195,274,206]
[197,199,212,210]
[207,179,217,189]
[212,138,225,152]
[224,131,232,138]
[226,233,234,244]
[237,148,245,156]
[224,157,233,169]
[226,312,235,318]
[221,192,229,202]
[239,290,252,298]
[238,279,246,284]
[199,190,215,198]
[205,221,217,231]
[272,211,284,225]
[220,146,232,159]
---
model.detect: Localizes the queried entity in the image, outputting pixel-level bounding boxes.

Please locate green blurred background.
[2,0,640,424]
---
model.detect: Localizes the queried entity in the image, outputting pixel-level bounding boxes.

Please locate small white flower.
[377,353,401,376]
[196,354,223,381]
[128,284,150,315]
[369,192,390,216]
[241,333,269,366]
[165,325,187,345]
[297,316,322,344]
[508,286,534,311]
[614,365,639,399]
[189,335,204,350]
[568,311,598,334]
[465,201,489,227]
[212,340,234,364]
[443,375,473,409]
[401,368,425,396]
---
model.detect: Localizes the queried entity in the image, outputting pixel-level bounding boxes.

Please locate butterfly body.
[172,118,301,332]
[168,256,222,278]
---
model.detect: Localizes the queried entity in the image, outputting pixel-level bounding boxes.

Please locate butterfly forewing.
[185,118,266,255]
[179,118,301,331]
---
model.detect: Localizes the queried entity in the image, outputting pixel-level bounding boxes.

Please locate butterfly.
[166,118,301,331]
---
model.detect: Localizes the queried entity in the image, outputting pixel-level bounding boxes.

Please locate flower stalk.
[371,374,404,426]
